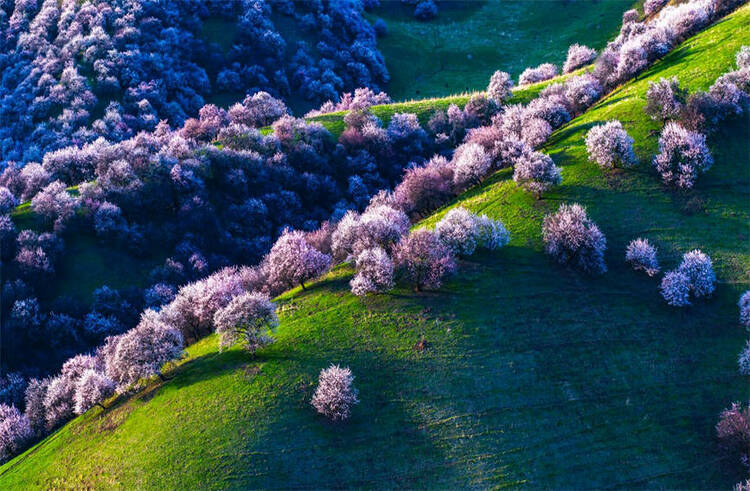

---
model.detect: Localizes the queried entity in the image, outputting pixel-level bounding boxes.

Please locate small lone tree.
[585,120,637,169]
[311,365,359,422]
[660,270,691,307]
[542,203,607,274]
[73,370,115,414]
[625,238,659,276]
[486,71,513,104]
[213,292,278,353]
[394,229,456,291]
[653,122,713,189]
[513,151,562,199]
[350,247,394,296]
[268,229,331,291]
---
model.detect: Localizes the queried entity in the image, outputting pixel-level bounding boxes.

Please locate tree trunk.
[300,280,306,291]
[96,402,106,410]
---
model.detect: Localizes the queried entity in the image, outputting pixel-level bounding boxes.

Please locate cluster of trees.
[0,0,389,165]
[647,49,749,188]
[0,89,440,377]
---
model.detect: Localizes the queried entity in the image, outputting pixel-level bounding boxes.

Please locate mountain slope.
[1,5,748,488]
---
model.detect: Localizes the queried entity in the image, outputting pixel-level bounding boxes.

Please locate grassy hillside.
[366,0,637,102]
[2,5,749,488]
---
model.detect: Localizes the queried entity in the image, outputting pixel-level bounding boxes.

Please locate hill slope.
[2,5,749,488]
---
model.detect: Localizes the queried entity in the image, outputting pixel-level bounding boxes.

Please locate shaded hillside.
[1,4,748,489]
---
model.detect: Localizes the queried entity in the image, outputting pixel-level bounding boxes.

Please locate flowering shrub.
[678,249,716,298]
[513,151,562,199]
[652,122,713,188]
[476,214,510,250]
[645,77,687,122]
[394,229,456,291]
[585,120,636,169]
[213,293,278,353]
[542,203,607,274]
[626,238,660,276]
[487,71,513,104]
[311,365,359,422]
[519,63,558,85]
[563,44,597,74]
[660,270,692,306]
[350,247,394,296]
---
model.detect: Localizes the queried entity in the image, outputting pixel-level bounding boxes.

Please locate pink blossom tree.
[513,151,562,199]
[452,143,492,189]
[267,230,332,291]
[653,122,713,188]
[435,207,480,256]
[105,310,184,390]
[394,229,456,291]
[486,70,513,104]
[585,120,637,169]
[542,203,607,274]
[645,77,687,122]
[0,404,32,463]
[660,270,691,306]
[311,365,359,422]
[625,238,660,276]
[74,370,115,414]
[563,44,597,73]
[43,375,76,430]
[716,402,750,469]
[213,293,278,353]
[350,247,394,296]
[678,249,716,298]
[519,63,558,85]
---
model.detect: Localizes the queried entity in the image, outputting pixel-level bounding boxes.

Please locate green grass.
[2,6,749,488]
[367,0,637,102]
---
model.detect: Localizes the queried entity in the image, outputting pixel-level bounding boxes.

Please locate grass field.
[367,0,637,102]
[2,5,748,488]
